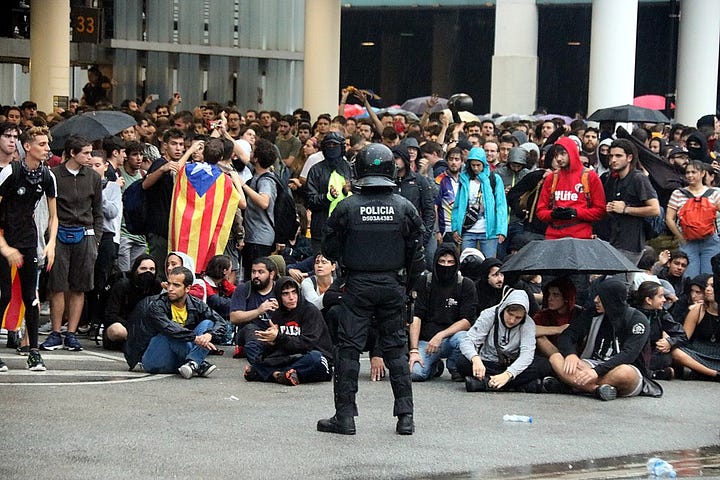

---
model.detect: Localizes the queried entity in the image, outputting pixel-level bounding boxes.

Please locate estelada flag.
[1,265,25,331]
[168,163,240,273]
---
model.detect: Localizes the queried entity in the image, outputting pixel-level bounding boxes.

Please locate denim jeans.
[680,234,720,278]
[245,343,332,383]
[141,320,214,373]
[461,233,498,258]
[411,331,467,381]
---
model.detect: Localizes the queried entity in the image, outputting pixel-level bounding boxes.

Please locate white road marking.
[2,373,172,387]
[0,350,171,385]
[6,370,148,377]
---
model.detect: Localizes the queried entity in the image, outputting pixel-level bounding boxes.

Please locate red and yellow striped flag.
[1,265,25,331]
[168,163,240,273]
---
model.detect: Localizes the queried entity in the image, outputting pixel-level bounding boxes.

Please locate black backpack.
[258,172,299,245]
[122,179,148,235]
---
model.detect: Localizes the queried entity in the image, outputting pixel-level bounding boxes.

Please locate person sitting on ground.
[652,249,689,296]
[552,277,654,401]
[301,253,337,310]
[408,243,477,382]
[229,256,278,355]
[475,257,505,313]
[104,254,162,350]
[458,247,485,283]
[459,288,550,393]
[634,281,687,381]
[124,266,228,379]
[670,273,710,323]
[243,276,333,386]
[164,251,196,282]
[532,277,582,359]
[189,254,236,322]
[671,275,720,380]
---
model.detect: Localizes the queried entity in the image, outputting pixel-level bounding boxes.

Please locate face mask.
[323,145,343,160]
[598,151,609,168]
[135,271,156,291]
[435,264,456,286]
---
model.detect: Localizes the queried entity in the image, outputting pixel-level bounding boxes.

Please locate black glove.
[550,207,578,220]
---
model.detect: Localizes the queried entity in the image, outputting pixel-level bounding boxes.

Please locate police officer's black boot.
[396,414,414,435]
[317,415,356,435]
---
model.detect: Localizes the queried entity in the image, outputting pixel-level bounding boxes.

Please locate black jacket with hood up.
[268,276,334,361]
[392,145,435,245]
[413,243,477,340]
[557,277,650,376]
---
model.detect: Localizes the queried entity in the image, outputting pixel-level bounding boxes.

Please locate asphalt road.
[1,342,719,480]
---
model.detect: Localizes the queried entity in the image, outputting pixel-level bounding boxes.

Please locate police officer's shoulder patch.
[631,322,646,335]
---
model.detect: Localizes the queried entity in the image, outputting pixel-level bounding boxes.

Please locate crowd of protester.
[0,82,719,402]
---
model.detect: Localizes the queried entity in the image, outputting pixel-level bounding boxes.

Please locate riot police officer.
[317,143,425,436]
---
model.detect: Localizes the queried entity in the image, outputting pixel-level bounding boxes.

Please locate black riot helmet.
[448,93,473,112]
[354,143,397,188]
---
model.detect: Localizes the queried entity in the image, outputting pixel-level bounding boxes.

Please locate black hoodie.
[475,257,505,313]
[392,144,435,245]
[269,276,334,360]
[686,132,713,164]
[413,243,477,340]
[558,278,650,376]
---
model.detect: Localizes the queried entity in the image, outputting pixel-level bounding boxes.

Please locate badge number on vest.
[360,205,395,221]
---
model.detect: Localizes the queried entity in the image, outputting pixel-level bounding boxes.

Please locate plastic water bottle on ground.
[646,458,677,477]
[503,414,532,423]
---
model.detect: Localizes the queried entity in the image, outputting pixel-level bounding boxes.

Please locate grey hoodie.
[459,288,536,378]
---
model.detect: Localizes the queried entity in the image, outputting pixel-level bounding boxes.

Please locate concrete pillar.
[303,0,341,118]
[675,0,720,125]
[29,0,71,112]
[431,13,457,97]
[490,0,538,115]
[587,0,638,114]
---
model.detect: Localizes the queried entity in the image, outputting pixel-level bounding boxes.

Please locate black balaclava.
[131,253,158,292]
[321,132,346,170]
[686,132,710,163]
[433,243,460,287]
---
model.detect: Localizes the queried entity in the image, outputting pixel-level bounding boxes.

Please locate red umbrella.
[343,104,366,118]
[633,95,674,110]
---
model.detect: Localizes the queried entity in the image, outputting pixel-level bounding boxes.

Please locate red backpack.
[677,189,717,240]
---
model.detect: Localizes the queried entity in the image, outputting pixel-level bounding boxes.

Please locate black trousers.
[333,272,413,417]
[456,354,552,390]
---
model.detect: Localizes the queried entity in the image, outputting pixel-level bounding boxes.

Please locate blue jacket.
[451,147,508,238]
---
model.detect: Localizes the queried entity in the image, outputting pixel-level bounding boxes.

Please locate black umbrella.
[587,104,670,123]
[400,96,448,115]
[50,111,136,150]
[500,238,641,276]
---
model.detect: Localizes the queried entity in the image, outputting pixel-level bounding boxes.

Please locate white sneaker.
[178,360,198,379]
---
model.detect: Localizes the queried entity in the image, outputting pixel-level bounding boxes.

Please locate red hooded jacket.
[536,137,606,239]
